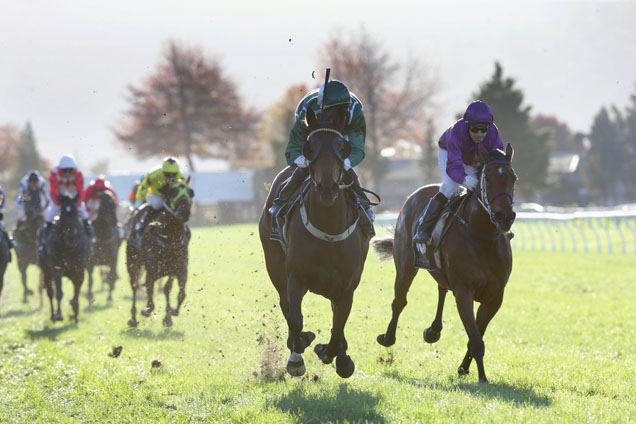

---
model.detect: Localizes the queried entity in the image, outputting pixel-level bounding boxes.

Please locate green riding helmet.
[317,80,352,109]
[162,157,181,174]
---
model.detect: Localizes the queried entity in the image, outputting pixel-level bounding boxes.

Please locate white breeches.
[46,203,89,222]
[438,149,480,199]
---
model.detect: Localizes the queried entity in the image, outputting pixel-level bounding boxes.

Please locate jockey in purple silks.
[413,100,504,245]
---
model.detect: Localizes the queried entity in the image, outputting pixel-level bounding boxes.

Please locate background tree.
[0,125,21,187]
[9,122,48,189]
[318,27,438,188]
[473,62,551,199]
[114,40,257,171]
[620,86,636,201]
[580,107,624,204]
[261,84,308,171]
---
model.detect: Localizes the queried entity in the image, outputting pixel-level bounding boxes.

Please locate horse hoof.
[423,327,441,344]
[22,298,29,304]
[162,316,172,327]
[336,354,355,378]
[128,318,138,328]
[300,331,315,348]
[26,289,34,296]
[52,313,63,322]
[457,366,469,377]
[141,308,153,317]
[377,333,395,347]
[107,294,113,302]
[314,344,333,364]
[479,376,489,384]
[286,353,306,377]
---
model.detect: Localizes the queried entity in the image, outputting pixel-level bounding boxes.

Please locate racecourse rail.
[375,206,636,254]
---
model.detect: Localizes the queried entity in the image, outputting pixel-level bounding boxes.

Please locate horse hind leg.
[162,277,174,327]
[169,274,187,317]
[20,264,32,304]
[458,295,503,380]
[52,274,63,321]
[141,273,156,317]
[424,285,448,343]
[70,276,82,323]
[377,266,418,347]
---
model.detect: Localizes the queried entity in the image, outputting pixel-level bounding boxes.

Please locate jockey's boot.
[3,231,14,249]
[346,169,376,236]
[268,167,308,221]
[413,192,448,246]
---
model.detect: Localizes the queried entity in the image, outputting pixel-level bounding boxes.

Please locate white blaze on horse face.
[498,167,503,175]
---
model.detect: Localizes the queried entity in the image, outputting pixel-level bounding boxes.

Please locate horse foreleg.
[162,277,174,327]
[378,266,418,347]
[43,271,55,320]
[86,265,95,303]
[454,287,488,383]
[458,294,503,379]
[20,266,32,304]
[141,272,155,317]
[53,274,63,321]
[424,285,448,343]
[315,293,355,378]
[70,277,81,323]
[285,275,311,377]
[170,275,187,317]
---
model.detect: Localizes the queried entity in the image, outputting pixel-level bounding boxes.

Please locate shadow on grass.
[82,301,114,313]
[1,307,40,319]
[120,327,185,340]
[272,383,385,423]
[381,368,551,408]
[26,323,76,340]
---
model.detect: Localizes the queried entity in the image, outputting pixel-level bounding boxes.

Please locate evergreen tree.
[9,122,44,189]
[472,63,552,199]
[621,87,636,201]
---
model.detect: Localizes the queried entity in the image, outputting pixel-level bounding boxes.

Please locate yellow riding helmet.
[162,157,181,174]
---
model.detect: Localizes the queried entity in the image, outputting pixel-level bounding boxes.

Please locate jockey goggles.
[61,167,74,175]
[164,172,177,179]
[467,123,491,134]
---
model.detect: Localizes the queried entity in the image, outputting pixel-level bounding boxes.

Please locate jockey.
[41,154,95,245]
[413,101,504,246]
[268,79,374,230]
[0,185,14,250]
[15,170,50,223]
[85,175,118,218]
[131,157,185,230]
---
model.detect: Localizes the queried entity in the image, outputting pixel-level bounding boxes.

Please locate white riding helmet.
[59,154,77,169]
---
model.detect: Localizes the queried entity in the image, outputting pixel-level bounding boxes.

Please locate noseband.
[478,159,514,225]
[306,128,352,190]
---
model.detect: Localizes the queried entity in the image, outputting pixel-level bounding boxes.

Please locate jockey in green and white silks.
[269,79,374,234]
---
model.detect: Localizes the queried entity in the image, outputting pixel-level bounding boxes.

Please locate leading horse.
[39,195,90,322]
[374,143,516,383]
[86,191,121,302]
[259,107,371,378]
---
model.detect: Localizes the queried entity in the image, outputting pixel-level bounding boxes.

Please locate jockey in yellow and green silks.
[131,157,186,232]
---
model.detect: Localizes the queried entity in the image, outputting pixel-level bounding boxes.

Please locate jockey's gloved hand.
[133,200,142,210]
[463,175,478,191]
[344,158,352,171]
[294,155,309,168]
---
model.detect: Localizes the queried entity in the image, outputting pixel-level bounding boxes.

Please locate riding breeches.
[45,202,89,222]
[438,148,479,199]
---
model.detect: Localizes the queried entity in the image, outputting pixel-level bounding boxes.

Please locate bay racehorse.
[259,107,371,378]
[87,191,121,302]
[126,181,193,328]
[14,202,44,304]
[39,195,90,322]
[374,143,516,383]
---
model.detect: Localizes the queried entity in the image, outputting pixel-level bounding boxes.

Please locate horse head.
[476,143,517,232]
[303,107,351,206]
[57,194,82,246]
[166,181,194,224]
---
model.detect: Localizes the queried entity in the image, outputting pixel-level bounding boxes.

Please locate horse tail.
[372,236,394,261]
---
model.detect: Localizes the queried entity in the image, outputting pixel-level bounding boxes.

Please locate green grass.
[0,224,635,423]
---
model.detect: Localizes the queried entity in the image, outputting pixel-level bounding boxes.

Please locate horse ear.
[478,143,489,163]
[188,188,194,198]
[186,175,192,184]
[306,107,318,130]
[505,143,514,162]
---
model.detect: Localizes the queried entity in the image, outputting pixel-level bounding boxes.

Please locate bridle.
[305,128,353,190]
[477,159,515,225]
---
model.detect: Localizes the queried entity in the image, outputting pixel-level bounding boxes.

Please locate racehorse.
[14,201,44,304]
[0,224,10,306]
[258,107,371,378]
[126,181,193,328]
[374,143,516,383]
[39,195,90,322]
[87,191,121,302]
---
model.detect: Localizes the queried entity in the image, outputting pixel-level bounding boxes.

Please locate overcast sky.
[1,0,634,172]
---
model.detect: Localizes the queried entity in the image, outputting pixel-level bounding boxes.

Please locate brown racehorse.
[374,143,516,383]
[258,107,370,378]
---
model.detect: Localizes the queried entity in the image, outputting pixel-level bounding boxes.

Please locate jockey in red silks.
[84,175,118,219]
[41,154,94,244]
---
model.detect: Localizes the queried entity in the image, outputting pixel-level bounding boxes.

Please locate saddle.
[269,177,372,252]
[412,190,469,271]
